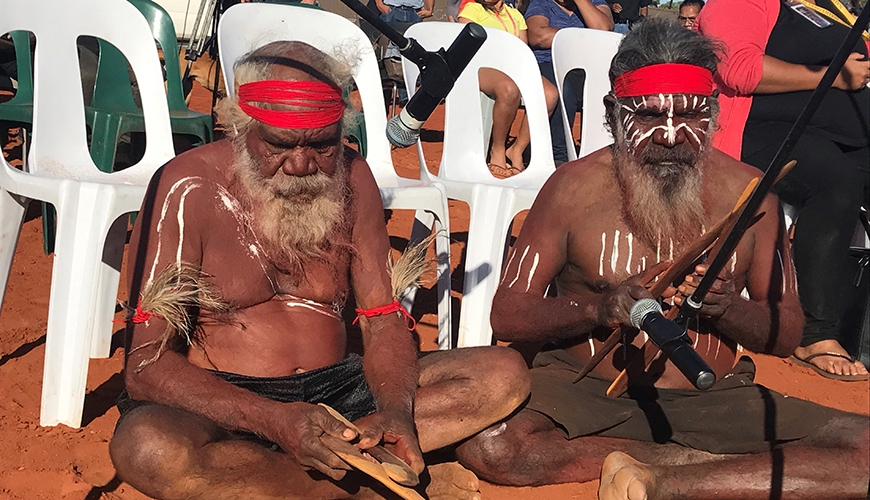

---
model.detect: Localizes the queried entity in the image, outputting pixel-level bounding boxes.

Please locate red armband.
[114,297,163,324]
[353,299,416,331]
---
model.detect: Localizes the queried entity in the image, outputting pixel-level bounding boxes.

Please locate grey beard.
[231,139,351,269]
[612,125,709,250]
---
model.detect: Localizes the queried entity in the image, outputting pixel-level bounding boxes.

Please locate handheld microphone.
[387,23,487,148]
[629,298,716,390]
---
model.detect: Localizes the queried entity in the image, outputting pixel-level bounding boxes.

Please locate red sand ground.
[0,82,867,500]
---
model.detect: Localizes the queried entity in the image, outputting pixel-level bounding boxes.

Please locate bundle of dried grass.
[387,232,442,301]
[126,264,233,371]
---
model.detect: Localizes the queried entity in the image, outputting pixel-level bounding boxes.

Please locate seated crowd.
[2,2,867,500]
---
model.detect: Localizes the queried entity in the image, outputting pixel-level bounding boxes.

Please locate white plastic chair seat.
[217,3,453,347]
[551,28,622,160]
[0,0,175,427]
[402,22,556,347]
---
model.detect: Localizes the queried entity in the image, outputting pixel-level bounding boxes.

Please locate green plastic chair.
[0,31,33,128]
[85,0,213,172]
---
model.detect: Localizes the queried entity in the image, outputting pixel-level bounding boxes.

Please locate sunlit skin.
[108,48,530,500]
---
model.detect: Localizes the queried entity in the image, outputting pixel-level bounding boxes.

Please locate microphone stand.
[674,1,870,331]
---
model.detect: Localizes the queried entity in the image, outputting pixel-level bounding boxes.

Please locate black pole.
[676,2,870,327]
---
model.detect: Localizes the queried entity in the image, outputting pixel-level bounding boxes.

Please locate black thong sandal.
[790,352,870,381]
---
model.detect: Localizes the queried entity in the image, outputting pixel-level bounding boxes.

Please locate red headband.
[613,63,715,98]
[237,79,345,129]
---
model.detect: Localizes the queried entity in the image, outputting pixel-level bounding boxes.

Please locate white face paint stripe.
[656,232,661,263]
[693,331,700,348]
[669,238,674,261]
[625,233,634,274]
[508,246,530,288]
[599,232,607,277]
[588,337,596,357]
[641,256,647,272]
[610,230,620,274]
[714,335,722,359]
[525,253,540,292]
[731,253,738,274]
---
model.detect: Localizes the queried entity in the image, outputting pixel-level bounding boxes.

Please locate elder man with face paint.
[108,41,530,500]
[455,19,870,500]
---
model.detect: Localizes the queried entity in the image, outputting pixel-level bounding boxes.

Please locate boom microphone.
[386,23,487,148]
[630,298,716,390]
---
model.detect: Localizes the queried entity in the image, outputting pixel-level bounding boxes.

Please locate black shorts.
[527,349,842,454]
[117,353,377,449]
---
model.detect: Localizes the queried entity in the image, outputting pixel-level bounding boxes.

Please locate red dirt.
[0,82,867,500]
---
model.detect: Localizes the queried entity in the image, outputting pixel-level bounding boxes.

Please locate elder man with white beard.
[455,19,870,500]
[108,40,530,500]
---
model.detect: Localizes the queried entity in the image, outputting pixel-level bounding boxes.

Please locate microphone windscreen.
[386,114,420,148]
[630,298,661,329]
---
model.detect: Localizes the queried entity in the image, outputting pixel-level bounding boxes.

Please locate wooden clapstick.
[318,404,420,487]
[605,160,797,397]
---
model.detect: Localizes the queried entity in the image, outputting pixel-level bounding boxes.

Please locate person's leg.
[414,345,530,452]
[458,408,870,499]
[538,61,568,164]
[457,408,723,486]
[478,68,521,170]
[744,132,869,377]
[505,77,559,170]
[110,405,373,500]
[598,411,870,500]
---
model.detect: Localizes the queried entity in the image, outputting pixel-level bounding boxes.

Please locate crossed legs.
[110,346,530,500]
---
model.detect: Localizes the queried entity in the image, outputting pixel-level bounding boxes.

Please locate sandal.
[790,352,870,381]
[488,162,523,179]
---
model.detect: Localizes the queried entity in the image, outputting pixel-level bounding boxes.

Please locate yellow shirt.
[458,3,527,37]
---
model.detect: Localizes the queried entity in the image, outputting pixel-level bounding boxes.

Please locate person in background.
[678,0,704,29]
[606,0,649,34]
[459,0,560,177]
[525,0,613,164]
[698,0,870,381]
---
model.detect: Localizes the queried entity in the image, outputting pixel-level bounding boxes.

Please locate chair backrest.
[217,3,399,183]
[551,28,621,159]
[0,31,34,109]
[129,0,188,111]
[403,22,555,187]
[0,0,173,189]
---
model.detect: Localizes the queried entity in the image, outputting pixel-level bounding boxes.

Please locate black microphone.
[629,298,716,390]
[387,23,487,148]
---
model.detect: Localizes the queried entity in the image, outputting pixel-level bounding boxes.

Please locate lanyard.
[492,6,519,36]
[793,0,870,41]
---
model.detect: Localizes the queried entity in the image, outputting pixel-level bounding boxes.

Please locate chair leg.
[40,184,116,427]
[90,214,127,359]
[456,186,517,348]
[41,203,56,255]
[88,112,123,173]
[0,189,29,312]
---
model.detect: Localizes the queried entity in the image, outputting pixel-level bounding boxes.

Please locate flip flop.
[790,352,870,381]
[488,163,523,179]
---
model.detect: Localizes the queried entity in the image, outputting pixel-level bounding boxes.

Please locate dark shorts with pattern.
[527,349,841,454]
[116,353,377,450]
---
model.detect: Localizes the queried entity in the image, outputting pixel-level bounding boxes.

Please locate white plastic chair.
[0,0,175,427]
[402,22,556,347]
[551,28,622,160]
[217,3,453,348]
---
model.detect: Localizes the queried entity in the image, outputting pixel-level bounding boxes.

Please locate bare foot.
[793,339,869,378]
[599,452,656,500]
[425,462,480,500]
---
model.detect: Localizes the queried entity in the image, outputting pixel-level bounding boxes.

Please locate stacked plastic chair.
[402,22,557,347]
[217,3,453,348]
[551,28,622,160]
[0,0,175,427]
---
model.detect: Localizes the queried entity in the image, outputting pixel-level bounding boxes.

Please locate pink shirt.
[696,0,779,159]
